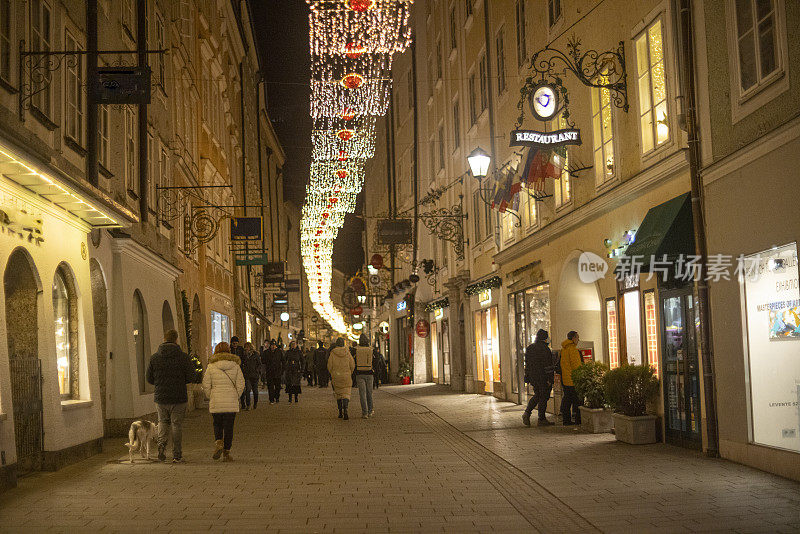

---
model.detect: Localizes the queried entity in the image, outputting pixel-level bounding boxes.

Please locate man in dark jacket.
[146,329,196,462]
[522,329,556,427]
[239,343,261,410]
[314,341,329,387]
[263,339,284,403]
[372,348,386,389]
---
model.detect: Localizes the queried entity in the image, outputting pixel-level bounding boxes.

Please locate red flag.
[525,148,562,192]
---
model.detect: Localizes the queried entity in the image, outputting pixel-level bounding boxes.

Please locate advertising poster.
[743,243,800,452]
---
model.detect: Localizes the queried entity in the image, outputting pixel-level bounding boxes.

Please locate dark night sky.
[249,0,364,277]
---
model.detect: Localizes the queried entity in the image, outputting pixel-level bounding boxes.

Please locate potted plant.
[602,364,660,444]
[572,361,612,433]
[397,359,412,384]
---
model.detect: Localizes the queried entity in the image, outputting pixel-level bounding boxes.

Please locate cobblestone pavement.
[0,383,799,533]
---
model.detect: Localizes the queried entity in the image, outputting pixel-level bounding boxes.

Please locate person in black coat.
[372,348,386,389]
[314,341,329,387]
[284,341,303,403]
[239,342,261,410]
[522,329,556,427]
[262,339,284,404]
[146,329,198,462]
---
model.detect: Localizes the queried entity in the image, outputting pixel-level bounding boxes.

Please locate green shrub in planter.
[602,364,659,417]
[572,361,608,409]
[396,359,411,379]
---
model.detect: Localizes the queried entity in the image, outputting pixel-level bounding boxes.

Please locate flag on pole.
[524,148,562,192]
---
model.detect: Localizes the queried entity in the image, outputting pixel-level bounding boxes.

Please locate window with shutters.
[0,0,11,84]
[64,32,84,147]
[635,19,670,154]
[515,0,526,67]
[496,28,506,95]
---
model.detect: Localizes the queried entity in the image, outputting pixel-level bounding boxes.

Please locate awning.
[616,193,695,272]
[0,140,137,228]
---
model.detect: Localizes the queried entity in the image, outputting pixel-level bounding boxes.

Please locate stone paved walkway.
[0,383,799,533]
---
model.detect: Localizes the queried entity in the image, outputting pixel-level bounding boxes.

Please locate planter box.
[401,376,411,385]
[612,413,657,444]
[579,406,613,434]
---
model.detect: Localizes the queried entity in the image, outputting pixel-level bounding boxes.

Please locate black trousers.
[560,385,582,423]
[267,376,282,402]
[524,380,553,421]
[317,369,329,387]
[240,378,258,408]
[212,412,236,450]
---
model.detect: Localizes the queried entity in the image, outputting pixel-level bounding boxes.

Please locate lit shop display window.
[53,269,72,397]
[742,242,800,453]
[211,311,230,352]
[606,298,620,369]
[474,306,500,392]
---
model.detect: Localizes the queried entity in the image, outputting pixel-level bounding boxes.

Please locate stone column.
[444,273,469,391]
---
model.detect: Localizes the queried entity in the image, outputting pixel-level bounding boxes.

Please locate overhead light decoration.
[302,0,412,334]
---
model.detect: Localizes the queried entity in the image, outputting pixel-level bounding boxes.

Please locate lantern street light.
[467,147,491,179]
[280,312,290,322]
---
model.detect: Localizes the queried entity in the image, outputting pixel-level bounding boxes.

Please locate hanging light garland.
[301,0,412,334]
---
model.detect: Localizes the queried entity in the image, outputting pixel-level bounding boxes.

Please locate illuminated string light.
[311,116,377,160]
[308,0,413,56]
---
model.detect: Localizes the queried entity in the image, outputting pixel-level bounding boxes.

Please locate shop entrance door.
[441,319,451,385]
[661,289,702,449]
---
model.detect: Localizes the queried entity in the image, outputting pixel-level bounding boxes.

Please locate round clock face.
[531,84,558,121]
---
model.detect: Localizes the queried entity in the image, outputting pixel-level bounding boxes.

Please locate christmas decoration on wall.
[464,276,503,295]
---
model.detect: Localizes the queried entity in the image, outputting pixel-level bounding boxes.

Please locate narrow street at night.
[1,384,799,533]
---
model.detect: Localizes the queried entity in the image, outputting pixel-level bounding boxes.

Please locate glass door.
[441,319,450,385]
[661,289,702,449]
[430,322,439,381]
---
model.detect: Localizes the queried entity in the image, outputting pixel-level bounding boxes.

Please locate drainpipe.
[137,0,148,222]
[411,37,420,272]
[86,0,98,188]
[678,0,718,457]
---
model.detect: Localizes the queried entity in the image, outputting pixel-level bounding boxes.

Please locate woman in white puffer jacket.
[202,342,245,461]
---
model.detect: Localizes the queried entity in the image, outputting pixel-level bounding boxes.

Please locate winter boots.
[337,399,350,420]
[222,450,233,462]
[212,439,224,460]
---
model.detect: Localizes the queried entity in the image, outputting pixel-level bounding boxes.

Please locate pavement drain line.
[388,391,600,533]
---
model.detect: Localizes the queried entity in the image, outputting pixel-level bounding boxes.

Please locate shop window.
[635,18,669,154]
[53,266,78,399]
[133,290,150,393]
[734,0,780,94]
[474,306,500,391]
[496,27,506,95]
[211,310,230,351]
[606,298,620,368]
[246,312,253,343]
[623,290,643,365]
[591,76,616,188]
[741,242,800,453]
[644,290,659,376]
[431,321,439,380]
[0,0,11,84]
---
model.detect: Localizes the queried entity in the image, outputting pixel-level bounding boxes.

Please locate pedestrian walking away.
[354,334,375,417]
[202,342,245,462]
[372,347,386,389]
[327,337,355,420]
[559,331,583,425]
[263,339,284,403]
[145,329,198,463]
[522,329,556,427]
[303,346,316,386]
[284,341,304,403]
[240,342,261,410]
[314,341,329,387]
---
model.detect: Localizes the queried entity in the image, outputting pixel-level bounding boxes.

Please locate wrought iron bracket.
[419,198,467,261]
[18,40,167,122]
[518,37,627,127]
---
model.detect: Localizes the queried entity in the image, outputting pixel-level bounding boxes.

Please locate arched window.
[53,266,78,399]
[133,290,150,393]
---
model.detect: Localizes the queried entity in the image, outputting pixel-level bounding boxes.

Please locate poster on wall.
[742,242,800,453]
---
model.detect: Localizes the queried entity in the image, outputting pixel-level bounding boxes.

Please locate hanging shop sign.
[263,261,285,284]
[92,66,152,104]
[231,216,263,240]
[509,128,582,148]
[379,321,390,334]
[416,319,430,338]
[235,253,270,266]
[273,293,289,305]
[434,308,444,320]
[396,300,407,312]
[284,278,301,292]
[377,218,412,245]
[350,306,363,316]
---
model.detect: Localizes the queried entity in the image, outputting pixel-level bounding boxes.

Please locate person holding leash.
[202,342,245,462]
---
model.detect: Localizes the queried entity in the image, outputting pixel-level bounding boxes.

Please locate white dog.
[125,420,158,464]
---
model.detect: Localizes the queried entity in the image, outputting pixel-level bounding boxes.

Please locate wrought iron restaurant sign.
[510,128,582,148]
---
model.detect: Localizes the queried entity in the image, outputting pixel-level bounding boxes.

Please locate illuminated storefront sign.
[510,128,582,148]
[478,289,492,306]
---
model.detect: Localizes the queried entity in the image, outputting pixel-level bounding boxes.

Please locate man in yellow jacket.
[559,331,583,425]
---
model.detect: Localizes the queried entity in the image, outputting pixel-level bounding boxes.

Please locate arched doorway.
[4,248,43,473]
[132,290,151,393]
[556,253,604,362]
[90,259,108,430]
[162,300,175,335]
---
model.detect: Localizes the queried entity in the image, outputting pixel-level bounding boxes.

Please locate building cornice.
[111,237,182,279]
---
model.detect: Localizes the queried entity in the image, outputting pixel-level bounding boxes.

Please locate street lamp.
[467,147,491,179]
[280,311,290,322]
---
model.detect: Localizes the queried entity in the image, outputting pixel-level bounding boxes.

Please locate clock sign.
[529,83,559,121]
